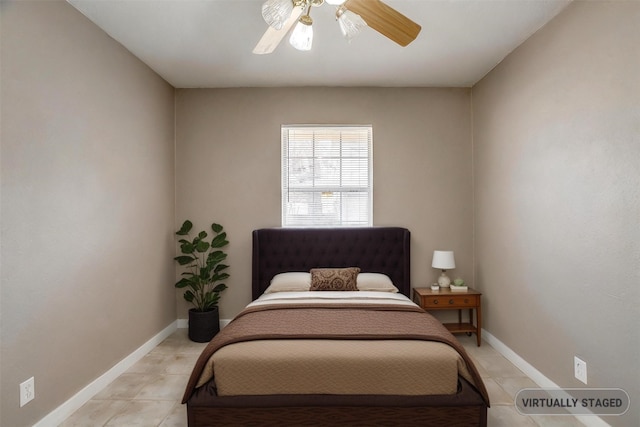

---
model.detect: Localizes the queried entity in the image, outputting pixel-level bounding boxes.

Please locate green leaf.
[195,240,210,253]
[199,266,212,280]
[202,292,221,310]
[214,264,229,273]
[198,231,208,239]
[176,220,192,235]
[174,255,196,266]
[212,283,228,293]
[210,232,228,248]
[211,223,223,233]
[175,277,195,288]
[212,272,230,282]
[207,251,227,265]
[180,242,195,254]
[184,290,195,302]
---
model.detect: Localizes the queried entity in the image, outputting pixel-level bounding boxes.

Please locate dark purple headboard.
[252,227,411,299]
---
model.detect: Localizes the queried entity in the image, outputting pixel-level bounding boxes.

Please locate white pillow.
[356,273,399,292]
[264,272,311,294]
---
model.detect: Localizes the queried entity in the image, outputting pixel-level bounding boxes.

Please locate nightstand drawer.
[422,295,477,308]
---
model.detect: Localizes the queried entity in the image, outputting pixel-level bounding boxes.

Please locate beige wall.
[175,87,474,319]
[472,2,639,425]
[4,1,637,425]
[0,2,176,426]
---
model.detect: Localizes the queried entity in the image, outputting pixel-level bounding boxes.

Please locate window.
[282,125,372,227]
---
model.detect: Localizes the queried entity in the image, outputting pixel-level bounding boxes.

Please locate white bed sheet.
[248,290,418,308]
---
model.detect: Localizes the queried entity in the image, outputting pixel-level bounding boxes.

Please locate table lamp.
[432,250,455,288]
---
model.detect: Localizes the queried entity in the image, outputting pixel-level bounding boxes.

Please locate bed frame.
[186,227,488,427]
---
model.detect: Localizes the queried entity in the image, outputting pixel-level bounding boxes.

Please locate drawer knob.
[433,299,439,305]
[449,299,454,304]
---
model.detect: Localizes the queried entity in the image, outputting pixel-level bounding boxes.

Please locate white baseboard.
[34,321,178,427]
[482,329,610,427]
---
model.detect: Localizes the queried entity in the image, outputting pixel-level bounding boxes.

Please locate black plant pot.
[188,307,220,343]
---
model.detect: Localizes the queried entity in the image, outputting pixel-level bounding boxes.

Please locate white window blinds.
[282,125,373,227]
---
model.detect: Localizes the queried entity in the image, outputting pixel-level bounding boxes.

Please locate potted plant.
[450,278,468,292]
[174,220,230,342]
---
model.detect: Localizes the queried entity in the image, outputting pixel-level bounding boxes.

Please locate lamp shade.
[337,9,367,41]
[432,251,455,270]
[289,15,313,51]
[262,0,294,30]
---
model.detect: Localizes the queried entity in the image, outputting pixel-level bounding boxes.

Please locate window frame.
[281,124,373,228]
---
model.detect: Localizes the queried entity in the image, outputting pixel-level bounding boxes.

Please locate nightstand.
[412,287,482,346]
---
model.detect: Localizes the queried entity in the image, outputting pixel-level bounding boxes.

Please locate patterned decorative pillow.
[309,267,361,291]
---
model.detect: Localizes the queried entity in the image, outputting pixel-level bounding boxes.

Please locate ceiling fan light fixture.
[336,7,367,41]
[261,0,294,30]
[289,14,314,51]
[254,0,421,54]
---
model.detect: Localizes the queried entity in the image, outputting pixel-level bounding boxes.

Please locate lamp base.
[437,272,451,288]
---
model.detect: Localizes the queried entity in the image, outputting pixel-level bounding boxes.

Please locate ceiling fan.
[253,0,422,54]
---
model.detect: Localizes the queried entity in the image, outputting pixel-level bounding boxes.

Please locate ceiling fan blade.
[344,0,421,47]
[253,7,303,55]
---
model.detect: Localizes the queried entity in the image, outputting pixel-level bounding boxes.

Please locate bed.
[182,227,490,426]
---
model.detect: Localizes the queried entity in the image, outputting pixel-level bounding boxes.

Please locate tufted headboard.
[252,227,411,300]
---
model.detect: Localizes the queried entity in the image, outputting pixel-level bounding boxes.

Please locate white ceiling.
[67,0,571,88]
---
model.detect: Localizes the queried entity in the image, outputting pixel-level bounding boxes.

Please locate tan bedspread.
[182,302,489,405]
[211,339,467,396]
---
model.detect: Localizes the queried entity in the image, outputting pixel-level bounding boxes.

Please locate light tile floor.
[457,335,585,427]
[61,329,585,426]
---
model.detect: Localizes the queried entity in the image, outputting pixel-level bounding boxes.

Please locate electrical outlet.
[20,377,35,407]
[574,356,587,384]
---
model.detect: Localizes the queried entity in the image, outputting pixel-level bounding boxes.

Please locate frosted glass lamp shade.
[289,16,313,51]
[337,9,367,41]
[262,0,294,30]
